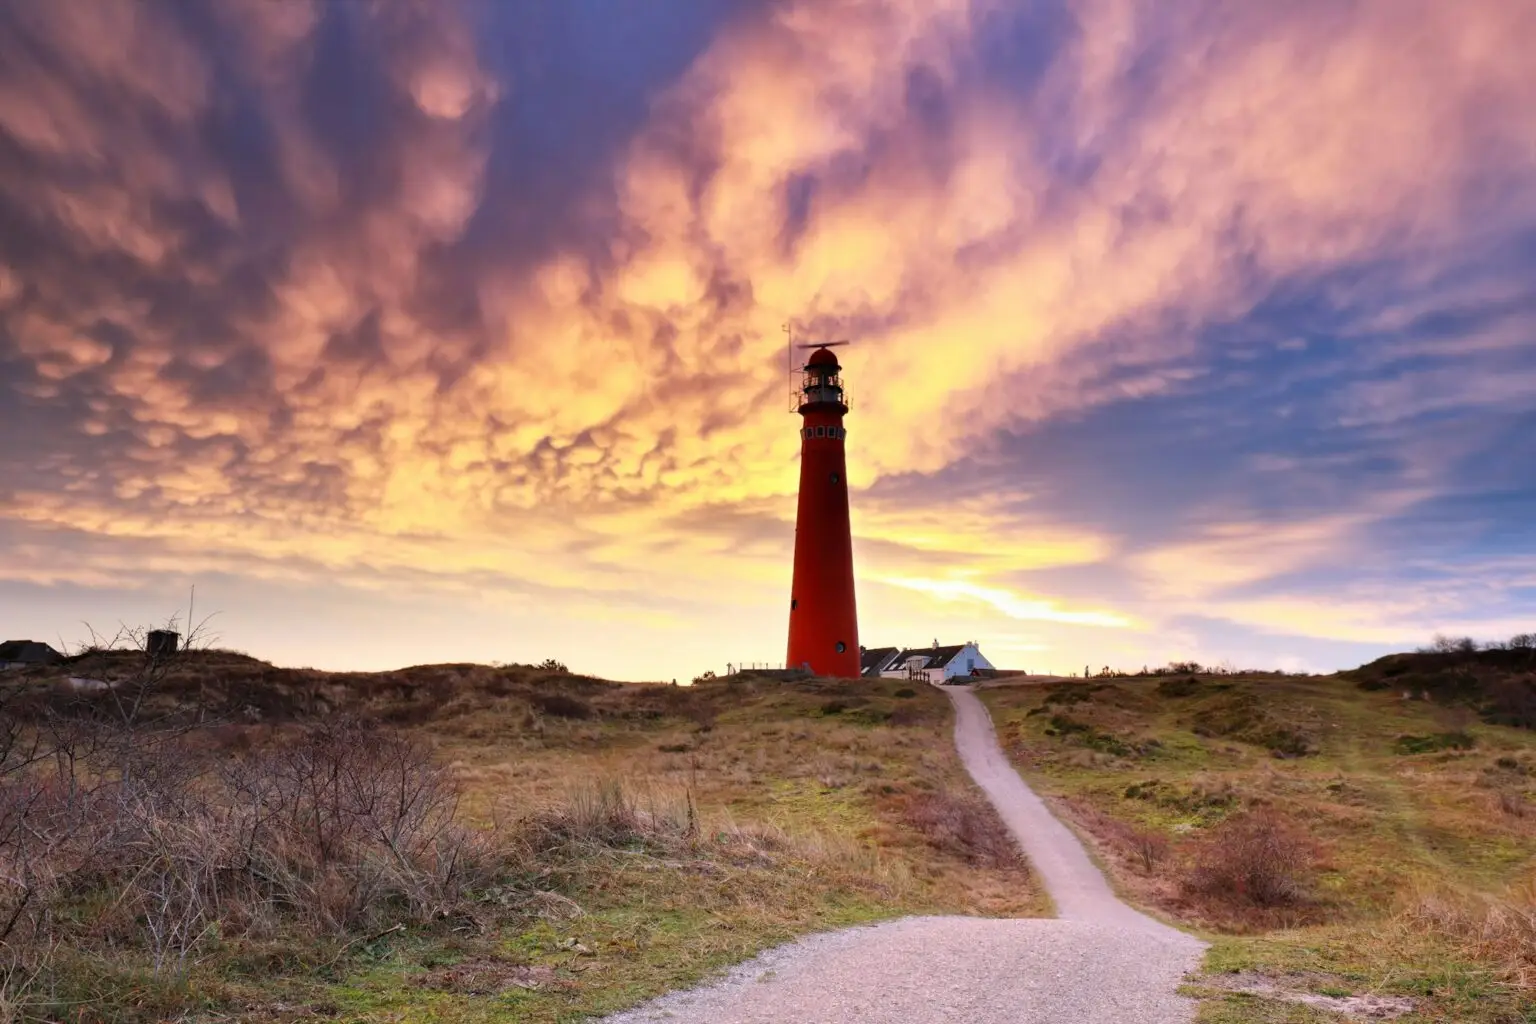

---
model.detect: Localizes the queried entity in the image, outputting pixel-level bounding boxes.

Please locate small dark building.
[860,646,901,677]
[0,640,63,669]
[146,630,179,659]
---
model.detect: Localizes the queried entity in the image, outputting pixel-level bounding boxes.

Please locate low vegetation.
[0,648,1038,1023]
[980,659,1536,1023]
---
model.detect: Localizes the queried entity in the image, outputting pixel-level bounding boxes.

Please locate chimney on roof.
[932,638,939,648]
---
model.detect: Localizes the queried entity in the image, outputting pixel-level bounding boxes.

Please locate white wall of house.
[938,643,994,682]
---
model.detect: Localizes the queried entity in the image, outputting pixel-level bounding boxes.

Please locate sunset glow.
[2,0,1533,677]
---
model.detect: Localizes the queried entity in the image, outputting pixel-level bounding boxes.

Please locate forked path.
[603,687,1206,1024]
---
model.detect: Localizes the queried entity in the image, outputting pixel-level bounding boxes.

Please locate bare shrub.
[1486,675,1536,729]
[1183,810,1317,909]
[528,780,694,852]
[900,789,1019,868]
[0,613,523,1018]
[1425,635,1479,655]
[0,714,507,1019]
[217,718,498,933]
[1130,828,1171,873]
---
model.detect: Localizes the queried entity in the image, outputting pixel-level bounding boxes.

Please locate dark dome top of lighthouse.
[806,347,840,368]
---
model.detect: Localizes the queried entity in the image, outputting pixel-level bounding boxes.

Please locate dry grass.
[0,660,1039,1022]
[981,672,1536,1021]
[1399,882,1536,989]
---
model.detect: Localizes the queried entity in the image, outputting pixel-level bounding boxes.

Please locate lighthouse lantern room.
[786,336,860,677]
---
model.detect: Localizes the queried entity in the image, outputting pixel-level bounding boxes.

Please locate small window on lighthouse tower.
[835,641,847,653]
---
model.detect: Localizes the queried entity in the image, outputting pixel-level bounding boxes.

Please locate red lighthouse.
[786,341,859,677]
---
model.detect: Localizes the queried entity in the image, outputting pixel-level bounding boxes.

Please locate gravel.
[601,687,1207,1024]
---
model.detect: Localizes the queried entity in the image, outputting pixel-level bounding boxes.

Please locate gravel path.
[602,686,1206,1024]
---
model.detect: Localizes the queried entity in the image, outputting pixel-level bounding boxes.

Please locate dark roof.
[894,645,971,669]
[860,647,900,676]
[0,640,62,664]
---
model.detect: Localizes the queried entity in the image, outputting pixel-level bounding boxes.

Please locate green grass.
[317,893,900,1023]
[1191,928,1533,1023]
[980,673,1536,1022]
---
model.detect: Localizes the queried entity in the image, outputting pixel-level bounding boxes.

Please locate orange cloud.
[1,0,1533,674]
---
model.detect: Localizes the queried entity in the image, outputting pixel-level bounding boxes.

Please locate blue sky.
[0,0,1533,678]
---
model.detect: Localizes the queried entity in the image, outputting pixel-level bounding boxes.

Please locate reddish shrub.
[901,789,1019,868]
[1183,809,1317,908]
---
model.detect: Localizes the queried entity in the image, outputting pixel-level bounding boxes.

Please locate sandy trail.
[601,686,1206,1024]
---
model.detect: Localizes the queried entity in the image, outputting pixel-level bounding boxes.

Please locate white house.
[861,641,994,685]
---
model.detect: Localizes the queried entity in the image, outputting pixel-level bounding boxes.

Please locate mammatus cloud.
[1,0,1533,674]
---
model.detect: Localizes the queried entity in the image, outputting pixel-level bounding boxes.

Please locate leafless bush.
[215,718,500,933]
[0,713,507,1020]
[1130,828,1171,873]
[900,788,1020,868]
[527,779,694,852]
[1183,809,1317,908]
[0,612,524,1019]
[1486,675,1536,729]
[68,607,221,728]
[1423,634,1479,655]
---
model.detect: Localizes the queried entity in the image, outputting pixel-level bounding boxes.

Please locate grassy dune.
[0,655,1039,1023]
[368,668,1043,1022]
[979,669,1536,1023]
